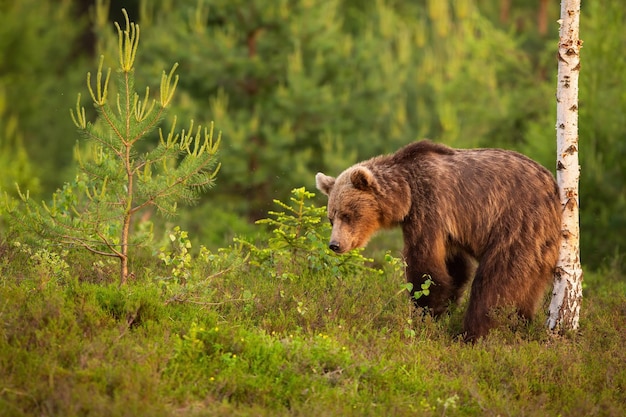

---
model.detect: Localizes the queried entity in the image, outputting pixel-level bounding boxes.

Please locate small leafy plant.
[7,10,220,284]
[155,225,251,307]
[12,242,69,289]
[405,274,434,301]
[396,274,433,338]
[157,226,195,285]
[238,187,379,280]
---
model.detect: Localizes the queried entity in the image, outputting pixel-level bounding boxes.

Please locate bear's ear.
[315,172,335,196]
[350,166,378,192]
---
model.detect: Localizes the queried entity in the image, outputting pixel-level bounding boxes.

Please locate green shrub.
[95,283,164,327]
[238,187,384,281]
[5,10,221,284]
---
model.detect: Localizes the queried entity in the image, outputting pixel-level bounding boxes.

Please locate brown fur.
[315,140,561,341]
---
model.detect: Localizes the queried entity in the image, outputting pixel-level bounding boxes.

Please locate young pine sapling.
[10,10,221,284]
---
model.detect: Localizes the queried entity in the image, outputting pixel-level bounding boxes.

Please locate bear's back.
[391,140,455,165]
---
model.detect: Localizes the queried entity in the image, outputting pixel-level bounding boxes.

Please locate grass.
[1,193,625,416]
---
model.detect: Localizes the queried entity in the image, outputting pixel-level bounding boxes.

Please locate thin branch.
[129,155,219,215]
[95,104,128,147]
[95,229,124,258]
[128,106,167,146]
[59,236,120,258]
[204,253,250,281]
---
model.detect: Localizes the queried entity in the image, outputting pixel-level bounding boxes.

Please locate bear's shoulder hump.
[392,140,455,163]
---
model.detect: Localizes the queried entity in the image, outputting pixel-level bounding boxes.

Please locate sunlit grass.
[1,191,624,416]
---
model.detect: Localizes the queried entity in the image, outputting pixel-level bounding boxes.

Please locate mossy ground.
[1,235,624,417]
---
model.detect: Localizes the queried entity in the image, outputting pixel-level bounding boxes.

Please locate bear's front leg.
[405,248,456,316]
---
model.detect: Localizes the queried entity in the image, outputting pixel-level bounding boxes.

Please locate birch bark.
[547,0,584,332]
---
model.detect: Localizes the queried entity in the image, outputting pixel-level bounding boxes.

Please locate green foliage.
[0,0,623,268]
[237,187,382,281]
[165,322,354,407]
[94,283,164,327]
[118,0,558,221]
[120,0,418,218]
[1,0,623,269]
[576,0,626,268]
[154,224,251,309]
[400,275,434,339]
[1,2,626,413]
[0,275,171,416]
[5,10,221,284]
[405,274,434,301]
[11,242,70,287]
[157,226,195,284]
[0,90,40,199]
[520,0,626,269]
[0,0,89,193]
[1,233,625,415]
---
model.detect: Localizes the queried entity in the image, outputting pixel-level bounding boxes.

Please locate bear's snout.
[329,241,341,253]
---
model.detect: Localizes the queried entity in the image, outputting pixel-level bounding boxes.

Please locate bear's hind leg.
[462,254,535,341]
[462,249,555,341]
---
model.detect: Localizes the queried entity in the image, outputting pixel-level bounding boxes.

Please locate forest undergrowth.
[1,189,624,417]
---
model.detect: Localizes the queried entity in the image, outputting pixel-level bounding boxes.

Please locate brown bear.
[315,140,561,341]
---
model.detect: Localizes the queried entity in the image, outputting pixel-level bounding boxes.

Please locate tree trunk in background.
[547,0,583,333]
[499,0,511,24]
[537,0,549,35]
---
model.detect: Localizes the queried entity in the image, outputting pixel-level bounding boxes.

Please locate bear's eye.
[339,212,353,223]
[328,217,334,226]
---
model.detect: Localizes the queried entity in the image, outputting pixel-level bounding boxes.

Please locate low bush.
[1,190,624,416]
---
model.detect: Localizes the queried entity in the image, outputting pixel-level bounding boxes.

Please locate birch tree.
[547,0,583,332]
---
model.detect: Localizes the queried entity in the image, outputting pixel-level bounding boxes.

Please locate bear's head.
[315,165,410,254]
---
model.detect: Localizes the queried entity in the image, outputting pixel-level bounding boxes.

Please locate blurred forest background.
[0,0,623,271]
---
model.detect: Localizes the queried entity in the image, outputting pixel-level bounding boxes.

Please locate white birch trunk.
[547,0,584,332]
